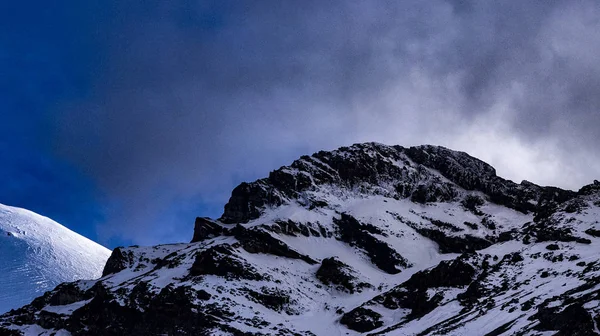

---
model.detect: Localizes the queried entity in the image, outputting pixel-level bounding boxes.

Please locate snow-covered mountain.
[2,143,600,335]
[0,204,111,314]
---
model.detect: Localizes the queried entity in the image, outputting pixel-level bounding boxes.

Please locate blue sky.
[0,1,227,247]
[0,1,110,243]
[2,1,600,248]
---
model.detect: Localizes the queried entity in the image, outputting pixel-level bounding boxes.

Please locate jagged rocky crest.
[220,143,574,224]
[3,142,600,336]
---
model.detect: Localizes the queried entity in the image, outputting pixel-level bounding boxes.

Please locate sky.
[2,0,600,248]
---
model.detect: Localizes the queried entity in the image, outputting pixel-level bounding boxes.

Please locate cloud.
[53,0,600,245]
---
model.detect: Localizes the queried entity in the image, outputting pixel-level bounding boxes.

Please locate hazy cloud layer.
[54,0,600,244]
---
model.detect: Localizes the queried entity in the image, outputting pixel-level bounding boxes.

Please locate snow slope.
[2,143,600,336]
[0,204,111,313]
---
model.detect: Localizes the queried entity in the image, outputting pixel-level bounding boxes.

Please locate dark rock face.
[0,328,21,335]
[523,221,591,245]
[189,244,265,281]
[219,144,411,223]
[220,181,284,224]
[152,251,187,270]
[461,194,485,215]
[533,186,580,221]
[242,287,294,314]
[266,220,332,238]
[404,146,576,215]
[1,279,264,336]
[47,283,88,306]
[316,257,370,293]
[333,214,410,274]
[102,247,135,277]
[414,228,492,253]
[342,256,478,333]
[409,182,458,204]
[69,284,221,336]
[534,303,597,336]
[389,212,494,254]
[403,146,498,189]
[578,180,600,196]
[191,217,224,243]
[405,146,520,211]
[216,144,457,224]
[310,144,405,186]
[403,256,477,289]
[585,228,600,238]
[232,225,317,264]
[482,320,518,336]
[25,282,100,313]
[373,287,442,322]
[340,307,383,333]
[218,143,576,227]
[381,257,474,315]
[1,282,225,336]
[563,199,588,213]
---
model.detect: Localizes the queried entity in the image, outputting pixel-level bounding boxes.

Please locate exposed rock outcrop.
[315,257,370,293]
[102,247,135,277]
[190,217,224,243]
[333,213,410,274]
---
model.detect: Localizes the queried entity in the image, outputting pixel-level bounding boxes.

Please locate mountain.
[0,204,111,314]
[2,143,600,335]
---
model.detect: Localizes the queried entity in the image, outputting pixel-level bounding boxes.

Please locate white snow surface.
[0,203,111,313]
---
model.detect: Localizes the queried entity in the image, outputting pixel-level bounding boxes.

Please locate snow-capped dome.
[0,204,111,313]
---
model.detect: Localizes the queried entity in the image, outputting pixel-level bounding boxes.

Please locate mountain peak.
[220,143,567,224]
[3,144,600,336]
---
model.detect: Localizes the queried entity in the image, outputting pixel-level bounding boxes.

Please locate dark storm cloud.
[54,0,600,244]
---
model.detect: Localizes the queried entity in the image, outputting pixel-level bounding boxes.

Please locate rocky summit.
[2,143,600,335]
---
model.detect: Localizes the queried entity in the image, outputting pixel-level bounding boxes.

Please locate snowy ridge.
[2,143,600,335]
[0,204,111,313]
